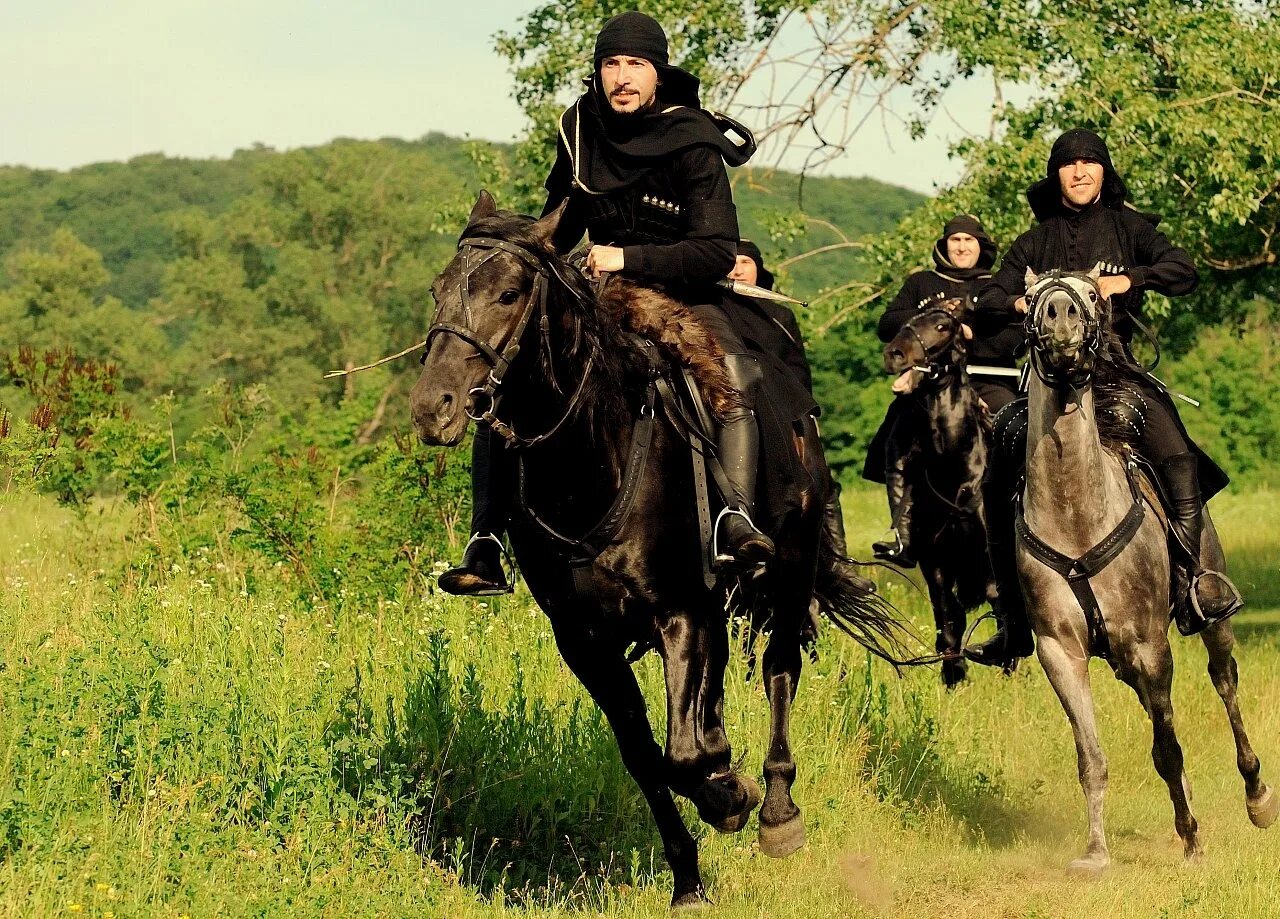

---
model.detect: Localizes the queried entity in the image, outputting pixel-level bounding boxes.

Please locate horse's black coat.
[882,307,998,686]
[410,196,899,907]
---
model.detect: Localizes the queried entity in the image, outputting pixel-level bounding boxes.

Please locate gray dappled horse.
[409,192,900,908]
[1017,267,1277,876]
[882,302,998,687]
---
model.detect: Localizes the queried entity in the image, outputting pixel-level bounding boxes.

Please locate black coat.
[880,270,1023,368]
[976,200,1198,347]
[542,140,738,296]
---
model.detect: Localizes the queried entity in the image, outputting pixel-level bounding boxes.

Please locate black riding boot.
[438,425,514,596]
[821,478,876,594]
[714,355,774,569]
[1160,453,1243,635]
[966,469,1034,669]
[872,432,915,566]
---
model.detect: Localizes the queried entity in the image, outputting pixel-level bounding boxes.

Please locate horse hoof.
[758,815,806,858]
[713,775,762,834]
[1066,852,1109,879]
[671,888,710,911]
[1248,785,1279,829]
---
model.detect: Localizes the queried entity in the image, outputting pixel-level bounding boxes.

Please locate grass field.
[1,483,1277,918]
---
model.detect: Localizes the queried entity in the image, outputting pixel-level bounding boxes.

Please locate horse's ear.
[1024,266,1040,289]
[1087,263,1103,279]
[530,198,568,251]
[469,190,498,225]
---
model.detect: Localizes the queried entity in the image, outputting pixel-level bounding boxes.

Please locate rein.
[904,308,966,385]
[424,235,598,448]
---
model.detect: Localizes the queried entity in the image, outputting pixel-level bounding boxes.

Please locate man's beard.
[609,92,659,117]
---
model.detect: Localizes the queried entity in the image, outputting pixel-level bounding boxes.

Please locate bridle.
[424,235,598,448]
[1023,271,1107,395]
[902,307,965,385]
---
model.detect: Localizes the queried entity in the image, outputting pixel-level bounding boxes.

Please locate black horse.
[882,304,998,686]
[409,193,899,908]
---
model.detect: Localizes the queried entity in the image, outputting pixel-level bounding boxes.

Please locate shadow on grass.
[326,631,662,909]
[836,660,1034,849]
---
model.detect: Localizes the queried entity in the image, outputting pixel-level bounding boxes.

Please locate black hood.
[932,213,997,280]
[557,81,756,195]
[1026,128,1131,221]
[593,11,701,107]
[736,239,774,290]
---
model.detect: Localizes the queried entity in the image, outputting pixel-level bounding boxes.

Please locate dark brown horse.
[882,304,998,686]
[409,193,898,907]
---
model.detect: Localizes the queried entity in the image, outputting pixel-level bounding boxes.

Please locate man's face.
[599,55,660,114]
[946,232,980,270]
[1058,158,1106,207]
[728,254,759,286]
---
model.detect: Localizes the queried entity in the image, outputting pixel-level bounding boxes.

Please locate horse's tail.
[813,543,918,669]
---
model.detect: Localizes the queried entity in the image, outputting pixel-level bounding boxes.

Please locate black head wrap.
[932,214,997,280]
[593,11,701,106]
[552,12,756,195]
[736,239,774,290]
[1026,128,1131,221]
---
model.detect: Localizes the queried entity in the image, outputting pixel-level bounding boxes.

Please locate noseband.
[902,308,965,385]
[424,235,597,447]
[1024,272,1106,393]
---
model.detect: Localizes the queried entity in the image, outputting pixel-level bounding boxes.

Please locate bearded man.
[440,11,816,594]
[967,128,1242,667]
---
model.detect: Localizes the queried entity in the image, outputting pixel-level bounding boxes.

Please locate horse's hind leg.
[1202,619,1277,828]
[1037,634,1110,876]
[1116,639,1202,860]
[552,623,706,908]
[758,627,807,858]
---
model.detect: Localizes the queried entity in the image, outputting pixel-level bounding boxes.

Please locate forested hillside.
[1,132,1276,487]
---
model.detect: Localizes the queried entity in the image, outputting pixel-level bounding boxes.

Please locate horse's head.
[884,300,966,379]
[1024,267,1107,382]
[410,191,566,445]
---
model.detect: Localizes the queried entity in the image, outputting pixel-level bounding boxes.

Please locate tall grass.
[1,485,1277,918]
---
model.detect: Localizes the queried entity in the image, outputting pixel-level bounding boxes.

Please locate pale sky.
[1,1,998,194]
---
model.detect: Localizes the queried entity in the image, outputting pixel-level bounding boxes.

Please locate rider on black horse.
[729,238,869,588]
[967,128,1244,668]
[864,215,1022,565]
[440,11,818,594]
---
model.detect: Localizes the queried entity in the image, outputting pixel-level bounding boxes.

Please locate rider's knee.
[722,353,764,403]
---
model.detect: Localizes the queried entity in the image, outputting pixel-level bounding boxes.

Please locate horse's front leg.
[551,619,706,909]
[757,624,807,857]
[1036,631,1111,876]
[924,562,967,687]
[658,612,761,834]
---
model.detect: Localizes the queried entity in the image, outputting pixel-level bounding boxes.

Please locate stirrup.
[1177,568,1244,636]
[712,507,771,569]
[439,533,514,597]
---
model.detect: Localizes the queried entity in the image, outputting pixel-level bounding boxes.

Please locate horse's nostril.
[1047,304,1057,320]
[436,394,454,421]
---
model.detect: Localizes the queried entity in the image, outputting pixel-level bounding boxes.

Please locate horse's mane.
[462,211,744,443]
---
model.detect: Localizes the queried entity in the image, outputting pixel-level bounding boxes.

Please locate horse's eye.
[1088,290,1098,302]
[498,289,521,305]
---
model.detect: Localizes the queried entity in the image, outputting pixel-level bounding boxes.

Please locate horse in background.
[1013,267,1276,876]
[409,192,903,908]
[882,302,998,686]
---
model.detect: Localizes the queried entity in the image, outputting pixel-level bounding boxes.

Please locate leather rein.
[424,235,598,449]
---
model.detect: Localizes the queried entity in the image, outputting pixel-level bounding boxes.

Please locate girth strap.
[1014,457,1146,659]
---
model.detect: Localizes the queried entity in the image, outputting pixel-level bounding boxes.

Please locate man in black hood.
[864,214,1021,565]
[968,128,1242,667]
[441,11,816,593]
